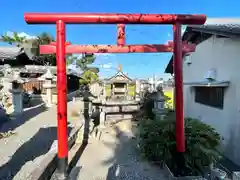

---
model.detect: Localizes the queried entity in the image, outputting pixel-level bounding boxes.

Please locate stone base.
[9,111,22,120]
[155,114,165,120]
[162,163,208,180]
[152,108,165,120]
[210,168,227,179]
[106,114,133,124]
[233,172,240,180]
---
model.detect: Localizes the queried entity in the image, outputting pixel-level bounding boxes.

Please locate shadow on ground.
[67,95,91,174]
[0,126,72,180]
[102,123,164,180]
[0,103,47,133]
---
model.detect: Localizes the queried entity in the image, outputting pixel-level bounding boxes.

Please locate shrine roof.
[0,65,82,78]
[106,71,132,83]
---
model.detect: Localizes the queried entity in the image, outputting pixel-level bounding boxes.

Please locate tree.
[80,70,99,85]
[1,32,57,65]
[2,32,99,84]
[1,32,28,47]
[36,32,55,45]
[33,32,56,65]
[67,53,96,70]
[67,53,99,85]
[66,55,76,66]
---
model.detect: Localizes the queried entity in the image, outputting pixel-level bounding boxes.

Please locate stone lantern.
[9,71,24,115]
[152,85,165,119]
[38,69,56,107]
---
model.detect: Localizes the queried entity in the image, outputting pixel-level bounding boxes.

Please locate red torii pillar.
[24,13,206,178]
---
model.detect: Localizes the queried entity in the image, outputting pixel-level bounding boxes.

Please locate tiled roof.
[0,47,24,59]
[186,18,240,37]
[23,65,82,77]
[165,18,240,74]
[108,71,132,81]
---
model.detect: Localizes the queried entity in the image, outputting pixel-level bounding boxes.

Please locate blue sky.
[1,0,239,79]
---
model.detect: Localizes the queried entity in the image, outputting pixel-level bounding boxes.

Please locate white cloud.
[164,39,173,44]
[101,63,112,69]
[95,53,114,57]
[95,53,115,61]
[94,53,116,68]
[5,31,38,40]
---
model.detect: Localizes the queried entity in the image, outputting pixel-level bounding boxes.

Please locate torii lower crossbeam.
[24,13,206,179]
[40,43,196,54]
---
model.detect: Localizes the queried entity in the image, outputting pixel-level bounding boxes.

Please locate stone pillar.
[135,80,141,101]
[102,83,106,100]
[126,83,129,100]
[89,100,93,115]
[10,80,24,116]
[140,84,144,99]
[112,84,115,97]
[172,74,175,110]
[100,111,105,126]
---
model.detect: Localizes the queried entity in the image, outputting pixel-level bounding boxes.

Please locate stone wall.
[103,104,139,113]
[92,100,140,124]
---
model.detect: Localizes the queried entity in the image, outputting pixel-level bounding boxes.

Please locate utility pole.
[152,74,157,91]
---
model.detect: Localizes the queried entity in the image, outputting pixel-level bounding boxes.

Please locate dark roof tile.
[165,18,240,74]
[0,47,24,59]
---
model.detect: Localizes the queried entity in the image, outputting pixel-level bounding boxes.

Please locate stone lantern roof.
[38,68,55,81]
[12,71,24,83]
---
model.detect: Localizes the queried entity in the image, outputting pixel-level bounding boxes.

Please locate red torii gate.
[24,13,206,177]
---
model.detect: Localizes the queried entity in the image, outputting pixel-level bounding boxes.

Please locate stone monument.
[135,79,141,101]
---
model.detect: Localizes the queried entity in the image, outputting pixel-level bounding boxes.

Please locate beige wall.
[32,90,80,104]
[183,35,240,165]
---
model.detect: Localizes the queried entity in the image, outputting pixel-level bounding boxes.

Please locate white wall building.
[165,20,240,168]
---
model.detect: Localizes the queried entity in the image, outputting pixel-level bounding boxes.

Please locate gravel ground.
[69,120,167,180]
[0,100,83,180]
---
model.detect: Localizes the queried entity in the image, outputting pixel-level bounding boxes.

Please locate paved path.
[69,120,166,180]
[0,100,83,180]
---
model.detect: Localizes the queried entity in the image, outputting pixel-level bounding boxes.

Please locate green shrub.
[136,115,221,175]
[164,90,174,109]
[128,84,135,97]
[105,85,111,97]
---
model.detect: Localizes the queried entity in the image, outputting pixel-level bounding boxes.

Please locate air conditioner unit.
[204,68,216,81]
[185,54,192,65]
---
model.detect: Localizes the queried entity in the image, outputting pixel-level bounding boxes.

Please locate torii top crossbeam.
[24,13,206,24]
[24,13,206,54]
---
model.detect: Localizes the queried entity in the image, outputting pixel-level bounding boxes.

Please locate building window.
[195,87,224,109]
